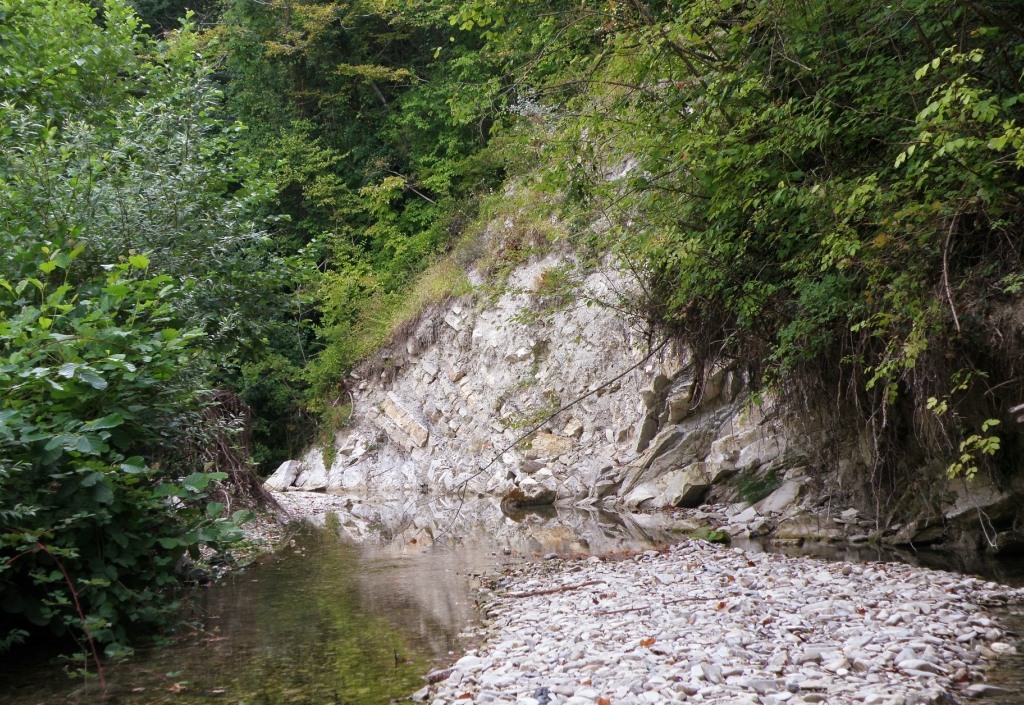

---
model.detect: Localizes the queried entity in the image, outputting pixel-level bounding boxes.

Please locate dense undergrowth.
[3,0,1024,667]
[0,0,294,665]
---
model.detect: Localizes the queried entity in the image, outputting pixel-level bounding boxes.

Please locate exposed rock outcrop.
[265,249,1023,553]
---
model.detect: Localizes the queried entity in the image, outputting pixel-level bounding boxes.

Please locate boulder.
[668,462,711,508]
[774,512,844,542]
[943,476,1016,524]
[733,506,760,524]
[293,455,328,492]
[502,477,557,507]
[519,460,548,474]
[885,519,946,546]
[561,418,585,439]
[622,483,661,508]
[263,459,301,491]
[992,530,1024,555]
[667,388,695,424]
[754,479,806,514]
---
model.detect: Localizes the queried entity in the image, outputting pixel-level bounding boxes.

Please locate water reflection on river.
[0,506,686,705]
[1,505,1021,704]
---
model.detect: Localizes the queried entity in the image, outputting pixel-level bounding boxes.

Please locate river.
[0,505,1021,704]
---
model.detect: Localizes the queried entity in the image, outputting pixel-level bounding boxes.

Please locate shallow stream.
[1,506,1021,704]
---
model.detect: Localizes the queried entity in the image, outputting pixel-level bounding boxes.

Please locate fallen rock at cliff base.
[263,459,301,491]
[754,478,806,514]
[774,512,845,542]
[667,462,711,508]
[502,477,557,507]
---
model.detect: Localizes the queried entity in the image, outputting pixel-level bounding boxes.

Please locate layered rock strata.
[266,251,1023,552]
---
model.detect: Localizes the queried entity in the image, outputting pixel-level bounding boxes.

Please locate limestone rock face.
[255,211,1021,553]
[382,392,430,448]
[270,244,878,536]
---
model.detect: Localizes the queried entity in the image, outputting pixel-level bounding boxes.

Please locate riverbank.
[419,540,1023,705]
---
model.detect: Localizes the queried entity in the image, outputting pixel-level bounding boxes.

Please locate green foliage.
[129,0,223,33]
[212,0,512,407]
[0,0,294,659]
[1,0,315,469]
[0,0,140,122]
[689,527,730,545]
[0,252,248,656]
[475,0,1024,487]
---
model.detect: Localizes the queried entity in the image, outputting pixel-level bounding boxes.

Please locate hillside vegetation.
[2,0,1023,663]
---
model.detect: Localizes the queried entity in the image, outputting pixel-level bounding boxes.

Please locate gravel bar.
[422,540,1023,705]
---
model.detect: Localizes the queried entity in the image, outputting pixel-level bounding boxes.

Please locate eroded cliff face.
[267,250,1023,554]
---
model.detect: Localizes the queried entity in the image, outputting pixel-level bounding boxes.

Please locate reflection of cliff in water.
[0,504,688,705]
[351,502,693,653]
[11,499,1019,705]
[328,495,692,555]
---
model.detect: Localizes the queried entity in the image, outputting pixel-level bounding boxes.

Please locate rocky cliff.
[267,245,1023,555]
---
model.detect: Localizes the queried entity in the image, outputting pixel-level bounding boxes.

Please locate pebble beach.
[420,541,1024,705]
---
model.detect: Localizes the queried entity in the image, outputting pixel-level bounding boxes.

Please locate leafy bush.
[0,0,291,660]
[0,253,248,657]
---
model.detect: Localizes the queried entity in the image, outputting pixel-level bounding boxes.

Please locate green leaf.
[128,254,150,270]
[80,472,103,487]
[119,457,148,474]
[182,473,212,493]
[77,369,107,390]
[92,481,114,505]
[988,135,1009,150]
[87,413,124,430]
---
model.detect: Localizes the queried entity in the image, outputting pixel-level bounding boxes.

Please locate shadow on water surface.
[1,504,1022,705]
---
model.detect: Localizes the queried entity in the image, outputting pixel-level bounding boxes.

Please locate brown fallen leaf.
[597,697,612,705]
[640,637,656,648]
